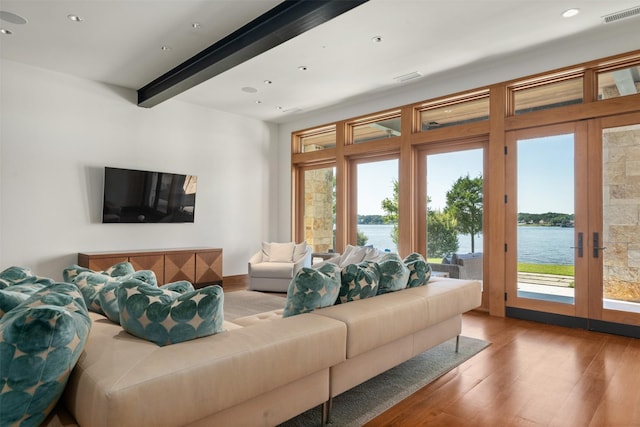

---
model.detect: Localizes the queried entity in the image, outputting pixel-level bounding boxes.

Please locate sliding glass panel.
[516,134,575,303]
[303,166,336,253]
[356,159,398,252]
[426,149,483,281]
[602,124,640,313]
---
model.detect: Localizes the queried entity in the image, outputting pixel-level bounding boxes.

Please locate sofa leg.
[455,335,460,353]
[322,398,333,425]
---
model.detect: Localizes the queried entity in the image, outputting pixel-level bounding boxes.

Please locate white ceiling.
[1,0,639,123]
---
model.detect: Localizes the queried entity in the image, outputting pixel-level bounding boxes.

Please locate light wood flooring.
[365,310,640,427]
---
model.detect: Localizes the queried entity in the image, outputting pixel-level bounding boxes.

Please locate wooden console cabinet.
[78,248,223,288]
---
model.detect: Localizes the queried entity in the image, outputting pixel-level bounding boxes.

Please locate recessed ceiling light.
[0,28,13,35]
[67,14,83,22]
[160,45,172,51]
[255,100,262,104]
[562,8,580,18]
[276,106,283,110]
[298,66,308,71]
[372,36,383,43]
[0,11,27,25]
[264,80,272,84]
[191,22,201,29]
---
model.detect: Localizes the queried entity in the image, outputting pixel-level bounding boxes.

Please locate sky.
[356,133,575,215]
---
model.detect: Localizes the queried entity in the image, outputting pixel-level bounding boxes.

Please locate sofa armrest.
[247,251,263,274]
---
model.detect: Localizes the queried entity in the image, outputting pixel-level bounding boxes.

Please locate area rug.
[279,335,489,427]
[223,290,285,320]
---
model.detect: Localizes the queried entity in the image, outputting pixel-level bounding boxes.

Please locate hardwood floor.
[365,310,640,427]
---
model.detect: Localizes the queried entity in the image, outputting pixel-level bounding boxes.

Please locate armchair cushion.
[262,241,295,262]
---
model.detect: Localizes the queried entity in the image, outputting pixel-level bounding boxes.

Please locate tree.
[357,230,369,246]
[445,174,483,253]
[427,209,459,258]
[381,179,399,245]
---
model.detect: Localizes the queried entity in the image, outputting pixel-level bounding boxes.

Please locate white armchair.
[248,242,312,292]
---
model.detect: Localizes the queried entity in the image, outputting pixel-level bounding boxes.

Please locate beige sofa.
[46,277,480,426]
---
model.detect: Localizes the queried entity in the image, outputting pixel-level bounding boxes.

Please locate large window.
[356,159,399,252]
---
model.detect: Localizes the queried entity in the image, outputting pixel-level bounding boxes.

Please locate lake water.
[357,224,574,265]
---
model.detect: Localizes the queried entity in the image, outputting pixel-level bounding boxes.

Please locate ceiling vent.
[602,5,640,23]
[393,71,423,83]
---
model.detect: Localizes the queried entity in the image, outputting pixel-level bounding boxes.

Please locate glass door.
[505,122,589,319]
[589,113,640,328]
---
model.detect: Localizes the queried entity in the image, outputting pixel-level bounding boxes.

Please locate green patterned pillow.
[72,269,157,315]
[339,261,380,303]
[0,266,34,289]
[0,271,55,318]
[100,280,194,324]
[404,252,432,288]
[62,262,135,283]
[0,282,91,426]
[283,263,341,317]
[117,279,224,346]
[377,253,410,294]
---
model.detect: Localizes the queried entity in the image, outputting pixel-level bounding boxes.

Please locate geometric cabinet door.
[195,249,223,288]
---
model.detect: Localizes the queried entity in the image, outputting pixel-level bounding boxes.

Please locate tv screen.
[102,167,197,223]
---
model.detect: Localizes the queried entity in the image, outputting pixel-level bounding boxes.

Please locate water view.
[357,224,574,265]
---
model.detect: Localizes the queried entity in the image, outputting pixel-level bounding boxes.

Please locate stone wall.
[304,167,334,252]
[603,124,640,301]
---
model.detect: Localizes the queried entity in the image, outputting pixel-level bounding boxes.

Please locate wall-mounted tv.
[102,167,197,223]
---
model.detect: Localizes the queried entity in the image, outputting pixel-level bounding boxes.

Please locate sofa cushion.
[283,263,340,317]
[0,283,91,426]
[117,279,224,346]
[339,261,380,303]
[404,252,432,288]
[100,280,194,324]
[377,253,410,294]
[262,241,295,262]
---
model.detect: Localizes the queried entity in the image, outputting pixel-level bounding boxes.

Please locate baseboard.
[223,274,248,291]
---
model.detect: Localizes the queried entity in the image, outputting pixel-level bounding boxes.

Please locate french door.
[506,113,640,333]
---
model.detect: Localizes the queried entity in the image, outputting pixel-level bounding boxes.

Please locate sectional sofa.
[43,276,480,426]
[1,260,481,427]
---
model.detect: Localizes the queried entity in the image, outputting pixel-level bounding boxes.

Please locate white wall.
[0,59,278,280]
[275,19,640,240]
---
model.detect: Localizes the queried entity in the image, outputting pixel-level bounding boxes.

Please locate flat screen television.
[102,167,197,223]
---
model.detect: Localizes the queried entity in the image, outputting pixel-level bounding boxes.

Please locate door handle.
[570,232,583,258]
[593,232,607,258]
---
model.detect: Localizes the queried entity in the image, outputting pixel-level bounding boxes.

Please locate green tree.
[445,174,483,253]
[427,209,459,258]
[381,179,399,245]
[357,230,369,246]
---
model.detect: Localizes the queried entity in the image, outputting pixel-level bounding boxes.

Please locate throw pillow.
[338,245,368,267]
[0,266,34,289]
[404,252,432,288]
[72,269,158,315]
[283,263,341,317]
[62,262,135,283]
[117,279,224,346]
[293,242,308,261]
[0,290,30,318]
[377,253,410,294]
[0,282,91,426]
[99,280,194,324]
[339,261,380,303]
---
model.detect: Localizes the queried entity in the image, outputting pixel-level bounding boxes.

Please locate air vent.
[602,5,640,23]
[393,71,423,83]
